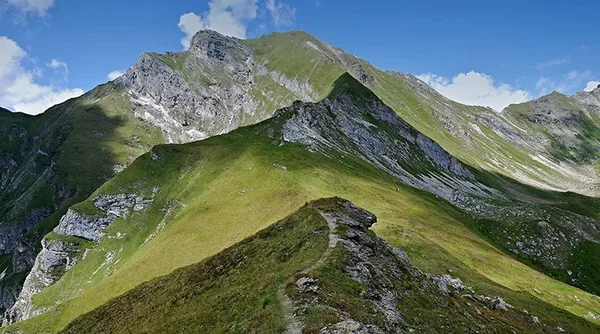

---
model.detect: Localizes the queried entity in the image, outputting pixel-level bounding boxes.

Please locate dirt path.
[281,208,339,334]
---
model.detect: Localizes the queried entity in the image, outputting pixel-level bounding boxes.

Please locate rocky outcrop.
[3,193,153,325]
[273,74,495,212]
[118,30,259,144]
[55,194,152,242]
[3,237,83,325]
[286,198,545,333]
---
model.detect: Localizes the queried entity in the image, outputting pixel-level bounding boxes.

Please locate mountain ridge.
[1,29,600,332]
[61,198,575,334]
[3,73,600,332]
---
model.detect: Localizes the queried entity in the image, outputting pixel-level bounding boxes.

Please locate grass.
[61,204,330,333]
[0,82,164,312]
[60,195,600,333]
[4,123,600,333]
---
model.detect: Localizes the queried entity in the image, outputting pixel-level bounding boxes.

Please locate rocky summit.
[0,29,599,334]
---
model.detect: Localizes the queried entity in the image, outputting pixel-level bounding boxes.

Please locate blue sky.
[0,0,598,114]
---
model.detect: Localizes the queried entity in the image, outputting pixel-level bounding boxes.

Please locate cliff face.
[117,30,320,144]
[3,193,154,325]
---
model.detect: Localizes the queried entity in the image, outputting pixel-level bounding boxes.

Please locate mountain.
[2,74,599,333]
[121,29,600,196]
[1,29,600,332]
[0,29,355,313]
[503,89,600,180]
[2,30,600,314]
[61,198,579,334]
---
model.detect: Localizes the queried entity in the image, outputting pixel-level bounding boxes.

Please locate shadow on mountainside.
[0,88,149,315]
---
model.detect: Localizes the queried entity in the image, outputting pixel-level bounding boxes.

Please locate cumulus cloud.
[535,57,569,71]
[0,36,83,115]
[178,0,258,49]
[584,81,600,92]
[417,71,530,111]
[535,70,593,95]
[13,89,83,114]
[5,0,55,16]
[265,0,296,27]
[107,70,124,81]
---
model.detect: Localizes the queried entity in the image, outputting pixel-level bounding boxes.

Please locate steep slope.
[0,87,164,313]
[62,198,574,334]
[4,75,600,333]
[0,29,368,314]
[241,31,600,196]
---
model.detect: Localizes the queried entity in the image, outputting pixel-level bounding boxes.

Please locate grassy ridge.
[62,198,588,333]
[2,30,600,333]
[4,122,600,332]
[62,203,330,333]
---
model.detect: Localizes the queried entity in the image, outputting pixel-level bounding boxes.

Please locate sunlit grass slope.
[4,120,600,333]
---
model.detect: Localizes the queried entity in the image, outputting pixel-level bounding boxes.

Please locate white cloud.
[5,0,55,16]
[584,81,600,92]
[536,70,593,95]
[13,88,83,114]
[46,58,68,80]
[417,71,530,111]
[265,0,296,27]
[107,70,124,81]
[535,57,569,71]
[0,36,83,115]
[178,0,258,49]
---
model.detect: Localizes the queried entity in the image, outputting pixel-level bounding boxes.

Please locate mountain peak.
[188,29,250,62]
[327,72,377,102]
[189,29,231,45]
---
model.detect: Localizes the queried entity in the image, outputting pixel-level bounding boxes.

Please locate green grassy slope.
[5,92,600,332]
[61,198,586,334]
[239,31,598,195]
[60,200,331,333]
[2,29,600,332]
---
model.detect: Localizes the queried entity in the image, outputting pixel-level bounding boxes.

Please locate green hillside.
[62,198,586,334]
[3,30,599,317]
[4,76,600,333]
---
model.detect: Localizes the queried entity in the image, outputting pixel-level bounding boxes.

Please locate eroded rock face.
[54,209,114,243]
[118,30,259,144]
[3,193,153,325]
[3,238,82,325]
[55,194,152,242]
[273,76,494,213]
